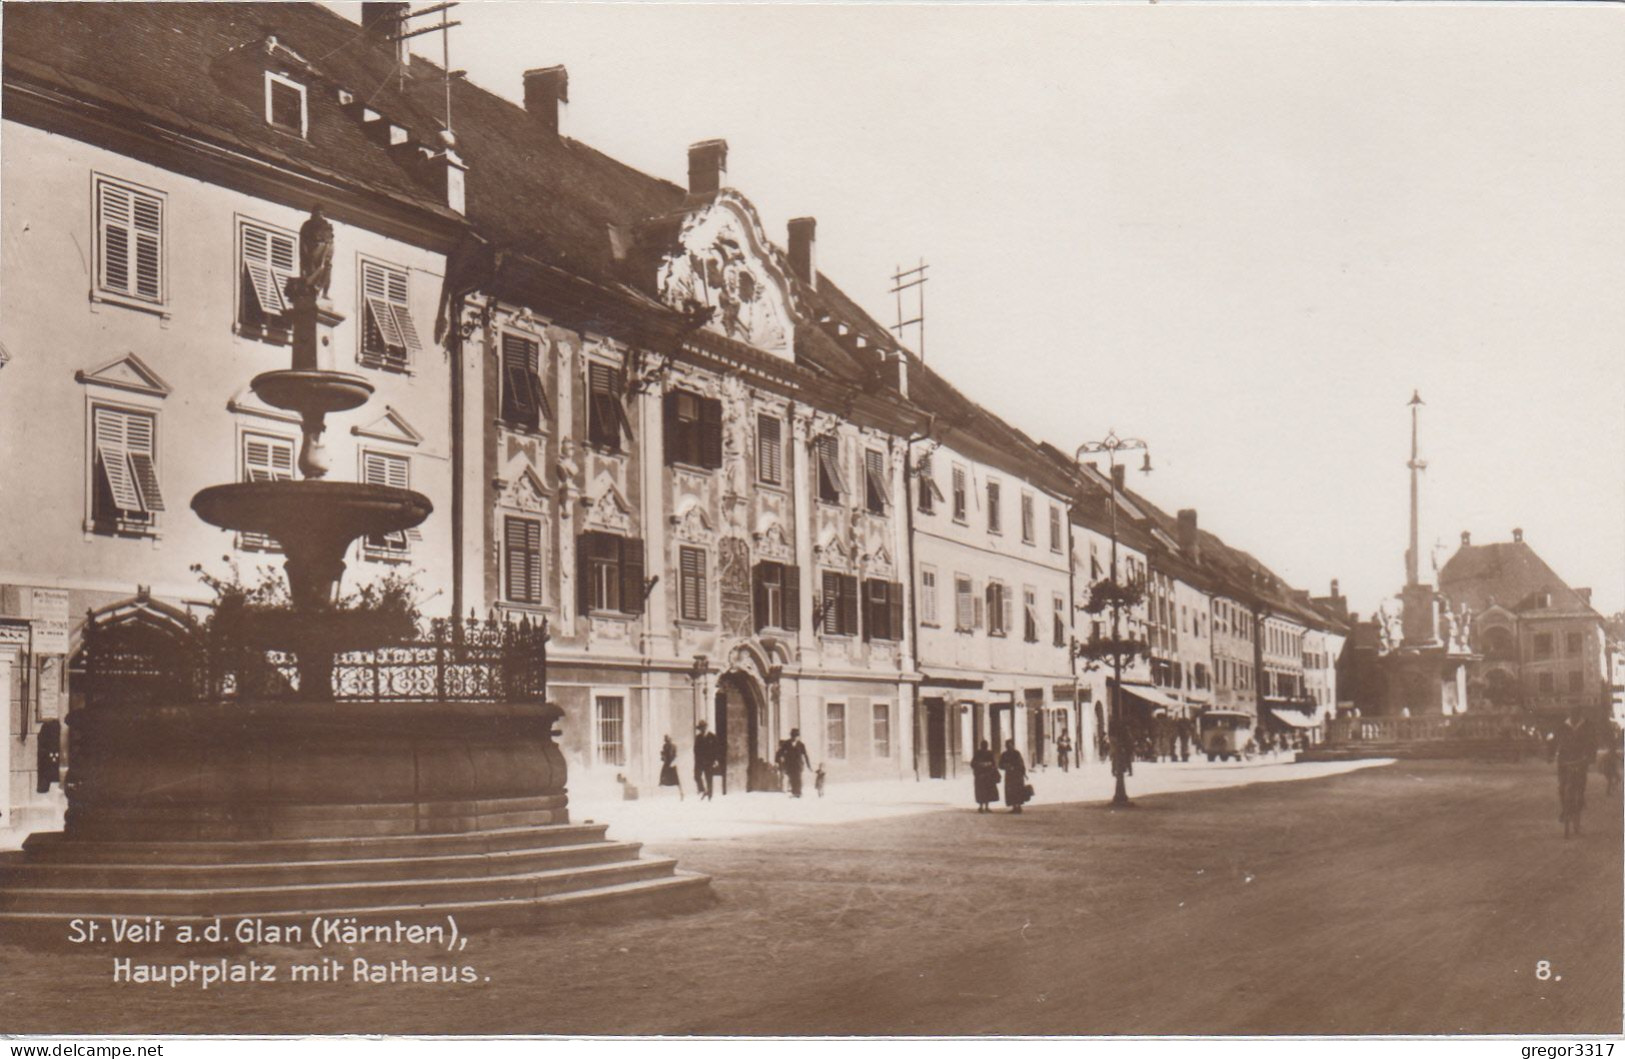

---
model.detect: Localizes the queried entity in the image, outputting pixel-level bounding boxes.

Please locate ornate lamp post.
[1075,431,1152,808]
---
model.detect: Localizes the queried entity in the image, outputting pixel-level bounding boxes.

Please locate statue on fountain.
[296,205,334,299]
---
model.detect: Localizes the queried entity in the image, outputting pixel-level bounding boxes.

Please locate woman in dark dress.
[971,740,1000,813]
[659,734,683,800]
[999,739,1029,813]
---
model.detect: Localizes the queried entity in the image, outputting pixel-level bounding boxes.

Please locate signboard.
[37,656,61,721]
[0,620,28,647]
[27,588,70,656]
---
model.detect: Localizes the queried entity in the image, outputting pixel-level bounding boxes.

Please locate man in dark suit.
[781,727,812,798]
[693,721,719,800]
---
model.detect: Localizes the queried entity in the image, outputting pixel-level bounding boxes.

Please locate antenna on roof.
[889,259,928,362]
[391,2,463,136]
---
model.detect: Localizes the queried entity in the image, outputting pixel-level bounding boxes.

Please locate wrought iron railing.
[78,611,549,708]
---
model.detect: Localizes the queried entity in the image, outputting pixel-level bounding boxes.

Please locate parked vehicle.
[1199,709,1254,762]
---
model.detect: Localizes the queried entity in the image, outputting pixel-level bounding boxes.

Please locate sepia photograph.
[0,0,1621,1044]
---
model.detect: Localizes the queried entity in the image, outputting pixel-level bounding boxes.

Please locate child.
[814,763,826,798]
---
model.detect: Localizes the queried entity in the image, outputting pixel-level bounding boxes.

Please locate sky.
[339,1,1625,620]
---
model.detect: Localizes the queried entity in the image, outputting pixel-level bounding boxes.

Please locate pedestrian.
[1056,732,1072,773]
[780,727,812,798]
[1602,731,1621,797]
[1555,706,1597,838]
[693,721,719,801]
[999,738,1030,814]
[971,739,1000,812]
[659,734,683,800]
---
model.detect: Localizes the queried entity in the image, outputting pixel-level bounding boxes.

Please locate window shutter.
[699,397,723,469]
[679,546,706,622]
[577,532,594,613]
[620,537,645,616]
[92,407,142,513]
[757,416,782,484]
[241,224,292,316]
[864,450,888,513]
[99,182,133,295]
[505,517,529,602]
[861,578,875,642]
[98,181,162,301]
[821,571,840,636]
[890,581,905,642]
[121,412,164,512]
[783,565,802,632]
[974,590,985,630]
[663,391,681,465]
[753,563,768,632]
[841,574,859,637]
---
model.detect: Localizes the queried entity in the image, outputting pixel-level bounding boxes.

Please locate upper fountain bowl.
[251,370,373,417]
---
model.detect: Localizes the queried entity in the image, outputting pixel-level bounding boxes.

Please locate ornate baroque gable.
[584,472,632,534]
[498,466,550,515]
[656,193,796,359]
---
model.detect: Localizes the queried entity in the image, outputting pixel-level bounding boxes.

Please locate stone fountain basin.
[251,369,373,416]
[192,481,432,540]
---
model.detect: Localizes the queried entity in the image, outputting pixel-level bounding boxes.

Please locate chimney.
[1460,530,1471,546]
[1177,508,1199,560]
[523,66,568,136]
[1330,579,1340,599]
[1579,588,1592,606]
[1111,464,1125,492]
[688,139,728,195]
[362,3,409,63]
[787,217,817,289]
[1512,528,1523,543]
[423,146,467,214]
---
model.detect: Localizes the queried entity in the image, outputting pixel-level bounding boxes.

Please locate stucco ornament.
[657,203,792,357]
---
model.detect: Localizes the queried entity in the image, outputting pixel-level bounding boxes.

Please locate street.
[1,757,1618,1036]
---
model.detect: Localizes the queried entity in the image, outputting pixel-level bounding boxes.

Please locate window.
[1569,670,1583,694]
[264,72,307,136]
[757,415,783,485]
[955,575,976,632]
[594,695,626,767]
[361,451,413,558]
[1053,593,1067,648]
[90,405,164,533]
[920,566,939,626]
[1049,504,1063,552]
[820,571,859,637]
[864,450,889,515]
[1023,586,1039,643]
[504,516,545,605]
[862,579,904,642]
[240,432,294,551]
[951,466,968,522]
[1020,493,1035,544]
[1538,672,1554,694]
[360,259,422,371]
[825,702,847,760]
[753,561,801,631]
[872,702,891,758]
[815,435,846,503]
[1534,633,1553,660]
[917,454,944,515]
[588,361,632,452]
[1566,632,1582,657]
[238,219,296,335]
[95,176,164,305]
[986,581,1011,637]
[678,546,708,623]
[577,531,645,615]
[664,389,722,468]
[987,480,1002,534]
[500,333,551,431]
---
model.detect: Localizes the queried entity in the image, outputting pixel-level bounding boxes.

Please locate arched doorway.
[714,670,768,794]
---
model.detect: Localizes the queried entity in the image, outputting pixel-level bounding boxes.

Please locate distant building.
[1440,529,1610,723]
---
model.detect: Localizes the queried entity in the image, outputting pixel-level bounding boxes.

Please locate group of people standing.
[971,739,1032,813]
[657,722,820,800]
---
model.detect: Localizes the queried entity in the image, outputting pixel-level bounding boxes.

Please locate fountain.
[0,208,709,931]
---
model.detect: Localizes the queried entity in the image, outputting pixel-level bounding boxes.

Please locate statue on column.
[297,205,334,300]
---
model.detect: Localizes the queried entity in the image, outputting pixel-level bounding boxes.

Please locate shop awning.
[1269,708,1319,729]
[1117,682,1184,714]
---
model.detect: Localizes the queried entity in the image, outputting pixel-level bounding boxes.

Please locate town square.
[0,0,1620,1042]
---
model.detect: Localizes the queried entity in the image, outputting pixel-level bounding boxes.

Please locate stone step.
[20,823,612,865]
[0,840,643,890]
[0,855,681,917]
[0,870,715,934]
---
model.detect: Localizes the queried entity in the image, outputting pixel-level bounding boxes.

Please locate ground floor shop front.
[915,673,1084,781]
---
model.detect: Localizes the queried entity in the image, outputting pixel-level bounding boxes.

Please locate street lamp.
[1075,431,1151,809]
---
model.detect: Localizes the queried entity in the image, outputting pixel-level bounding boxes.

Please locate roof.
[1439,540,1598,618]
